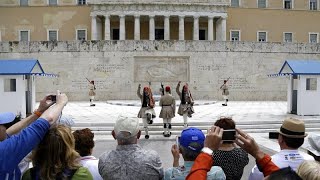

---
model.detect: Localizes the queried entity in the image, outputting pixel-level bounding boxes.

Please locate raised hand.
[204,126,223,151]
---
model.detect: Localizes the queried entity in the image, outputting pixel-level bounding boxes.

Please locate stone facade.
[1,41,320,101]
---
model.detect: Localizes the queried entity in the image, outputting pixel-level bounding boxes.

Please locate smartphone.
[176,136,180,146]
[50,95,56,102]
[222,129,236,141]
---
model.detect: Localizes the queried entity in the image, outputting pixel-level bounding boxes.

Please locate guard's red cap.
[165,86,171,92]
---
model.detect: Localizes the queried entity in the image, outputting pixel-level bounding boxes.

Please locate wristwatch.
[201,147,213,156]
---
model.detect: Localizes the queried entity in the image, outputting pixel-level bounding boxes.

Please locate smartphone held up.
[222,129,236,141]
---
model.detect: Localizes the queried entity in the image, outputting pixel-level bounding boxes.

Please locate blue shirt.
[0,118,50,180]
[164,161,226,180]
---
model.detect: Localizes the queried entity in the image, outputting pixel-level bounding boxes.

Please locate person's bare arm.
[171,144,180,167]
[137,84,142,99]
[176,81,181,97]
[235,128,279,177]
[6,95,54,135]
[40,91,68,125]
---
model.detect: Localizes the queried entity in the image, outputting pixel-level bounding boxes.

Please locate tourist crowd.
[0,92,319,180]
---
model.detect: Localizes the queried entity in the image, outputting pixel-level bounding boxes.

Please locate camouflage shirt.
[98,144,164,180]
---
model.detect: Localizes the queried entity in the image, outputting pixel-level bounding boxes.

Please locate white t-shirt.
[80,156,103,180]
[249,149,314,180]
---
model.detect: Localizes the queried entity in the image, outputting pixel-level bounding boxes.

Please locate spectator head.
[32,124,80,179]
[179,127,205,161]
[0,112,20,141]
[297,161,320,180]
[112,116,141,145]
[73,128,95,157]
[214,117,236,144]
[267,167,302,180]
[278,118,306,149]
[165,86,171,92]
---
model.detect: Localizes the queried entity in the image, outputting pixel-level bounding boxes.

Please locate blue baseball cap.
[180,127,205,152]
[0,112,15,125]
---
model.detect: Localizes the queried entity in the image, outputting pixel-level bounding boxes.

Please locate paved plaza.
[63,100,320,152]
[53,100,320,179]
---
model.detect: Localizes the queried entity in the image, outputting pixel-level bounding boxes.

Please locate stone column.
[149,15,155,40]
[193,15,199,40]
[104,15,110,40]
[164,15,170,40]
[208,16,214,41]
[134,15,140,40]
[91,15,97,40]
[220,17,226,41]
[216,17,226,41]
[119,15,126,40]
[179,15,185,40]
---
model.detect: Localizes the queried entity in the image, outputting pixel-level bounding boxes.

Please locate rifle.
[161,82,165,96]
[220,77,231,89]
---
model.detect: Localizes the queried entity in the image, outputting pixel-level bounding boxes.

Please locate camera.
[222,129,236,141]
[50,95,56,102]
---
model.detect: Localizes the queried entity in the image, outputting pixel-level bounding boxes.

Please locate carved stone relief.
[134,56,189,82]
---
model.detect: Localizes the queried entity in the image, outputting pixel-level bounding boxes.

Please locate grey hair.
[116,131,137,145]
[179,146,201,161]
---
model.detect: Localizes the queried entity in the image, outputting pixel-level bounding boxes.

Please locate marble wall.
[1,40,320,101]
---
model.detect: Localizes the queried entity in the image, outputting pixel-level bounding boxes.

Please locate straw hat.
[279,118,307,138]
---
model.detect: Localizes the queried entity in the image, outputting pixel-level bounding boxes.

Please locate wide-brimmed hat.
[278,118,307,138]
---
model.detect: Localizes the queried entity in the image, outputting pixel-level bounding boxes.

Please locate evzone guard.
[87,78,96,107]
[176,81,194,128]
[159,85,176,137]
[137,83,156,139]
[220,78,230,106]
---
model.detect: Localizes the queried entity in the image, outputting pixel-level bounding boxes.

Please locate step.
[84,127,320,136]
[73,118,320,127]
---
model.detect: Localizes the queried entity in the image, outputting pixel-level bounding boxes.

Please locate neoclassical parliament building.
[0,0,320,43]
[1,0,320,102]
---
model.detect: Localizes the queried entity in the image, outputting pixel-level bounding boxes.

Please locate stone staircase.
[72,119,320,141]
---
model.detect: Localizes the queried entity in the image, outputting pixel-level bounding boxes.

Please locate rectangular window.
[284,0,292,9]
[199,29,206,40]
[48,30,58,41]
[310,0,318,10]
[306,78,317,90]
[231,0,239,7]
[4,79,16,92]
[20,0,28,6]
[284,32,293,42]
[48,0,57,5]
[78,0,86,5]
[309,33,318,43]
[230,30,240,41]
[258,0,266,8]
[258,32,267,42]
[76,29,87,40]
[155,29,164,40]
[19,30,29,41]
[112,29,119,40]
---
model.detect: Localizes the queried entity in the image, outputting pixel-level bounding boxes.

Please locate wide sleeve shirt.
[0,118,50,180]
